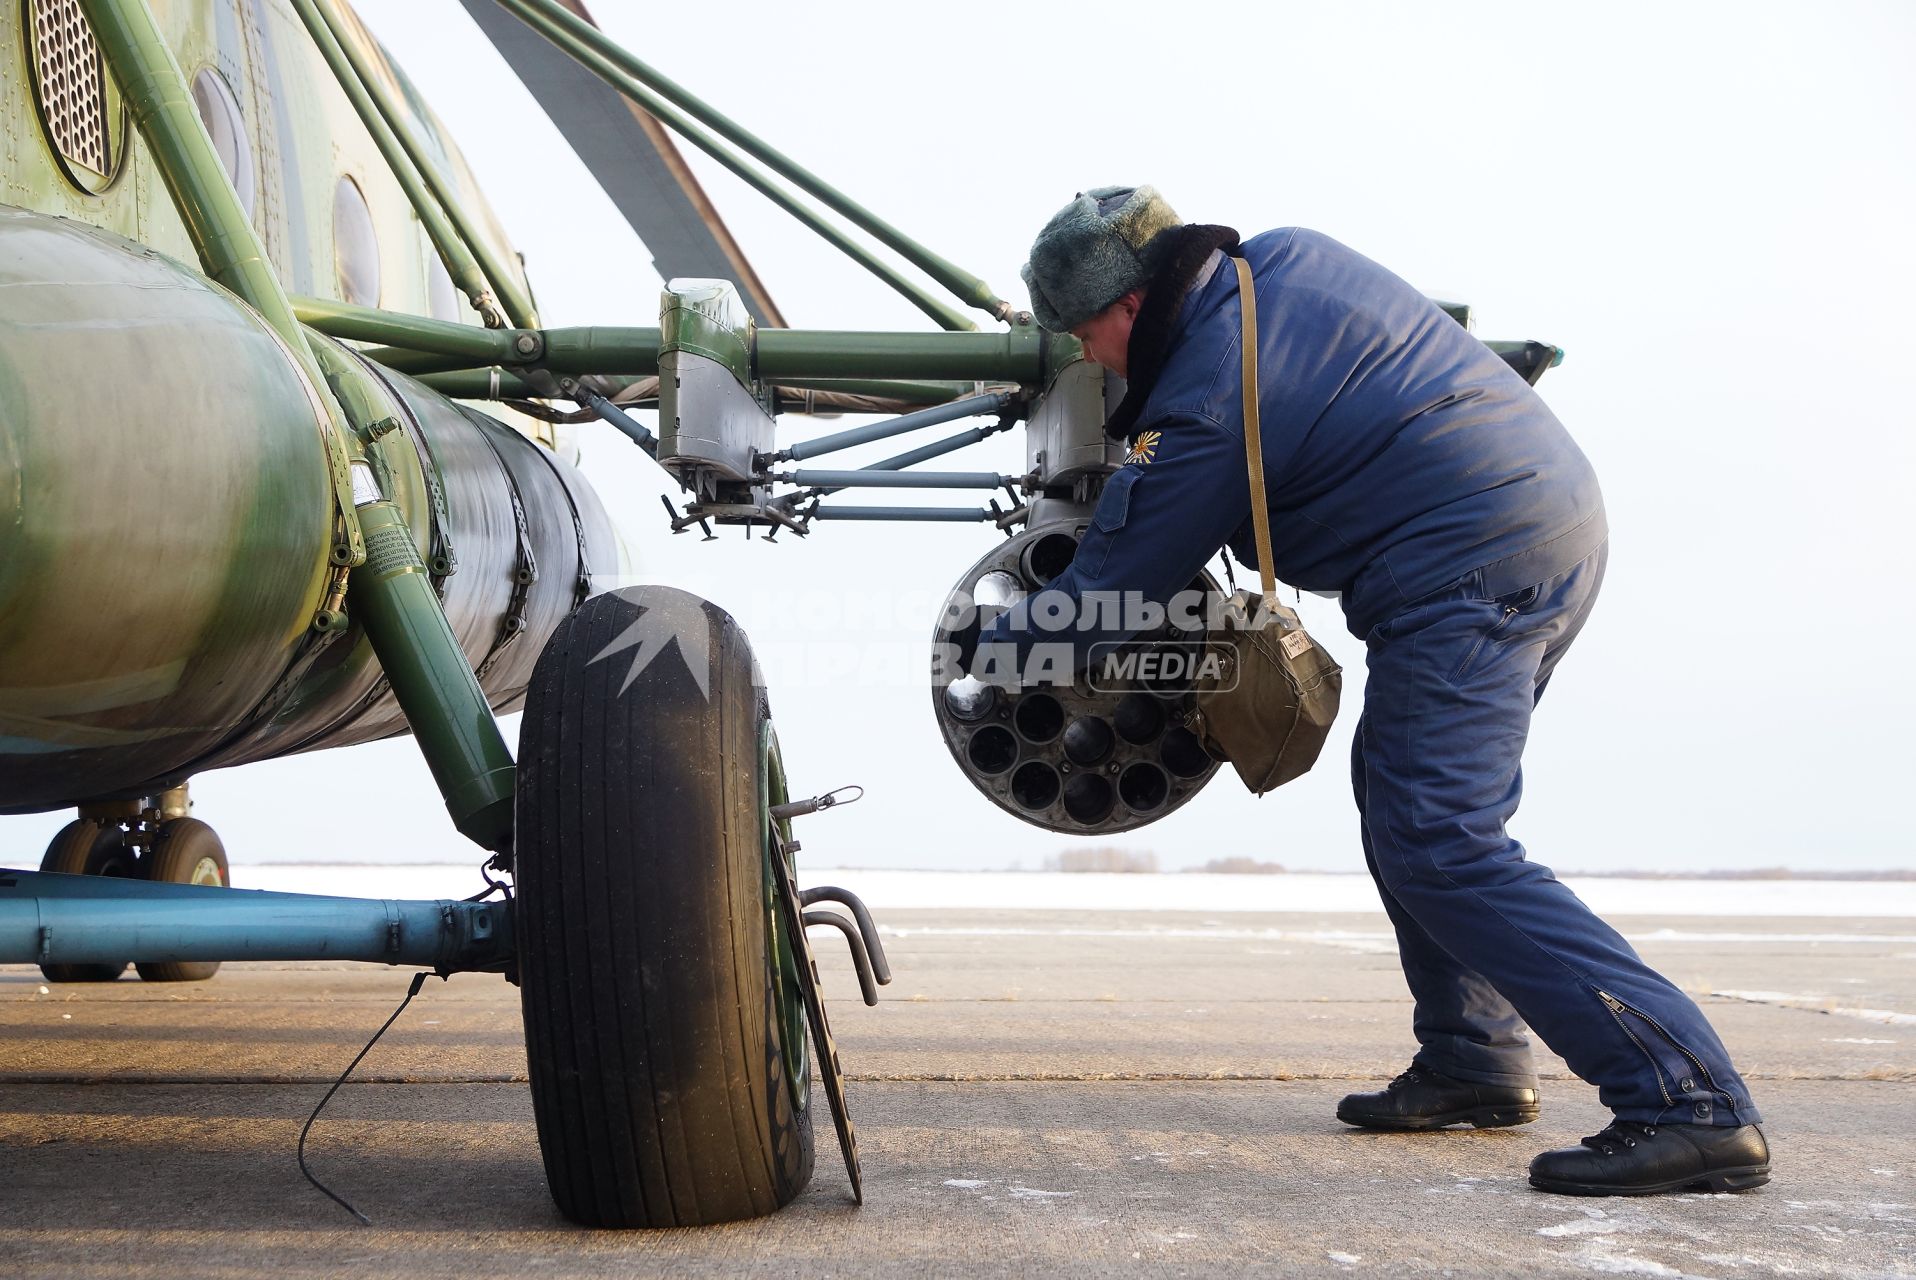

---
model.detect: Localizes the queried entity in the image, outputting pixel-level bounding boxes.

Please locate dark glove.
[949,612,982,678]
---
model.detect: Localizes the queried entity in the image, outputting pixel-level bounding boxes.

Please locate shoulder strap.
[1231,255,1277,609]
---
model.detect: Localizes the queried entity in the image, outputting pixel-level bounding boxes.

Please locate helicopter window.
[427,250,461,322]
[332,175,381,307]
[190,69,255,217]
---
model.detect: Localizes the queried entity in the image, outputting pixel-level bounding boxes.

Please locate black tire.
[38,819,136,983]
[135,817,229,983]
[515,586,814,1228]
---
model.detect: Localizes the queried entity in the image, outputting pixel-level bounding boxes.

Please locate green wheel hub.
[761,723,812,1112]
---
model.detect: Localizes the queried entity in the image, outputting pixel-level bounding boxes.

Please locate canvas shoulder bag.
[1191,256,1343,796]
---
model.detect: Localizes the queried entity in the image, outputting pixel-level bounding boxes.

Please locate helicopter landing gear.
[134,817,229,983]
[37,818,139,983]
[515,586,817,1228]
[37,785,229,985]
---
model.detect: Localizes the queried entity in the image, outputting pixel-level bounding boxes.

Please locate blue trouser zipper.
[1352,543,1761,1127]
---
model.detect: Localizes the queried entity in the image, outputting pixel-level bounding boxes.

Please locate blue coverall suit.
[978,228,1761,1128]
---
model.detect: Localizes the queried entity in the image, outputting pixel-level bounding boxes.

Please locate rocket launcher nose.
[929,520,1224,835]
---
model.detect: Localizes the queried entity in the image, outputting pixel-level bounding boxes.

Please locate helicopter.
[0,0,1563,1230]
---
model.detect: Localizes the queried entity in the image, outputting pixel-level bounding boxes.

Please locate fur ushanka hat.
[1020,185,1182,332]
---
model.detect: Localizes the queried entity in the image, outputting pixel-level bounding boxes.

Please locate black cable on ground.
[297,969,430,1225]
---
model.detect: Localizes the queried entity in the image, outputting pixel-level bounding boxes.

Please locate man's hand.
[949,610,982,678]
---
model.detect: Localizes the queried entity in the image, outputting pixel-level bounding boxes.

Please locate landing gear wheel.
[135,817,229,983]
[515,586,815,1228]
[38,819,136,983]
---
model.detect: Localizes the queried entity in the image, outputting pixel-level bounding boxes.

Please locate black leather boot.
[1336,1067,1541,1131]
[1529,1120,1770,1195]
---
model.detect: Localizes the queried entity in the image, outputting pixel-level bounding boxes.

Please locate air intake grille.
[30,0,113,178]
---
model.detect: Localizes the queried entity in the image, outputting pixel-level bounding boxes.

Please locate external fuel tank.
[0,207,619,813]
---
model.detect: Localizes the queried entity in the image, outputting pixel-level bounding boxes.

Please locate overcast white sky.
[10,0,1913,874]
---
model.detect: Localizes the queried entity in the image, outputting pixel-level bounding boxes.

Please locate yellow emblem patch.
[1126,430,1162,466]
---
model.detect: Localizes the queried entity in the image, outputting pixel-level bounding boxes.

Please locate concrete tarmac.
[2,909,1912,1278]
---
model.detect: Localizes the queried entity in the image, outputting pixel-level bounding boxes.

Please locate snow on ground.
[228,865,1916,919]
[1710,990,1916,1025]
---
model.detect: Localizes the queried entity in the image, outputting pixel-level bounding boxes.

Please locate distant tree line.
[1184,857,1287,875]
[1046,847,1159,874]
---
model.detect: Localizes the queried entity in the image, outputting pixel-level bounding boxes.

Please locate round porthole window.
[333,175,381,306]
[25,0,129,195]
[191,68,255,216]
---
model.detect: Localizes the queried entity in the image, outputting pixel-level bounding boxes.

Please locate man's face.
[1070,290,1144,378]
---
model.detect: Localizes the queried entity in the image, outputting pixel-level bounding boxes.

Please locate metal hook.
[769,784,863,821]
[800,885,891,986]
[803,908,881,1006]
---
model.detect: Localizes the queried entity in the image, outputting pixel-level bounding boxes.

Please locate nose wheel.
[37,819,139,983]
[36,790,230,984]
[134,818,229,983]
